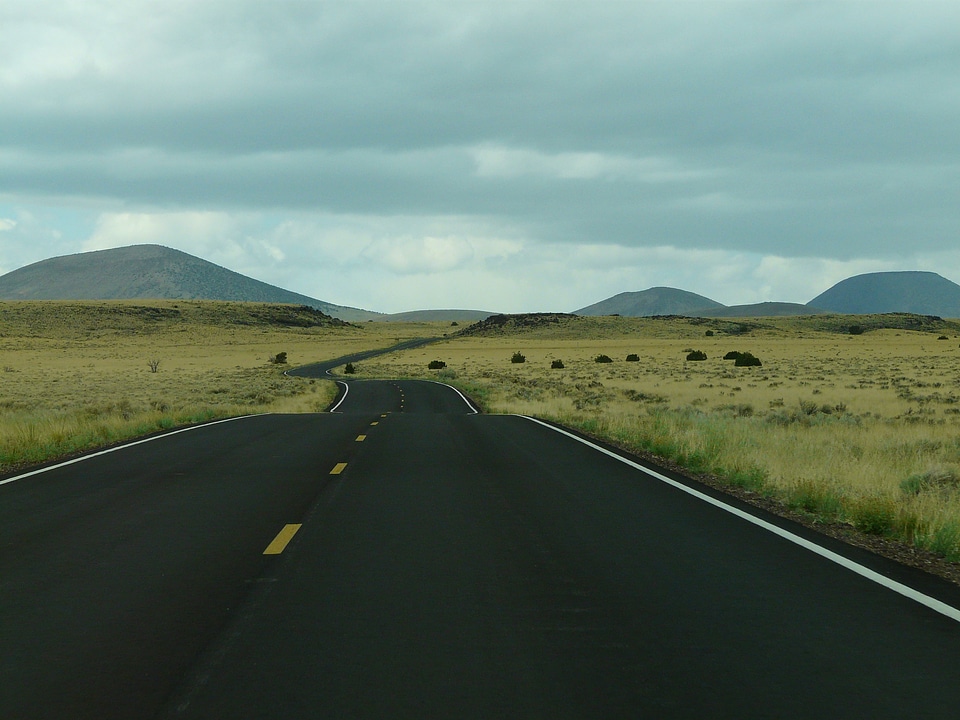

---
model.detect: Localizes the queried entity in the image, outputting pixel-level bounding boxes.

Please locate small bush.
[511,352,526,364]
[625,353,640,362]
[734,352,762,367]
[788,480,843,521]
[846,496,897,536]
[705,330,714,336]
[849,325,865,335]
[428,360,447,370]
[595,354,613,363]
[723,351,741,360]
[686,350,707,361]
[344,363,356,374]
[551,359,565,369]
[900,467,960,495]
[270,351,288,364]
[927,522,960,561]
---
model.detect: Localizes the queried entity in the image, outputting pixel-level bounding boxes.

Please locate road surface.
[4,371,960,718]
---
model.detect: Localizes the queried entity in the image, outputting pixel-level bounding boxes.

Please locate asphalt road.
[5,372,960,718]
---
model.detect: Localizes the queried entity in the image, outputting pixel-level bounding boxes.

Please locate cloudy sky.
[1,1,958,313]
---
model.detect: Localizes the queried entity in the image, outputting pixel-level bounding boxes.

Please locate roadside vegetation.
[351,312,960,563]
[10,301,960,569]
[0,301,441,474]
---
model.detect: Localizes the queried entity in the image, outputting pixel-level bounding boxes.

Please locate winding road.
[4,350,960,718]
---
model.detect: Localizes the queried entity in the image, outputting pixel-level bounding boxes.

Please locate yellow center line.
[263,524,302,555]
[370,421,379,426]
[330,462,348,475]
[356,435,366,442]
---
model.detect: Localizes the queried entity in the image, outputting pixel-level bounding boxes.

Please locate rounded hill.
[807,272,960,318]
[0,244,380,322]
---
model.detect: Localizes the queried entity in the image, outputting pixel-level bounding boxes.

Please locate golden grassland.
[9,301,960,567]
[0,301,443,473]
[349,313,960,562]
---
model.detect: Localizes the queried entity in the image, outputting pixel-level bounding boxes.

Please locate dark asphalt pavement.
[4,374,960,718]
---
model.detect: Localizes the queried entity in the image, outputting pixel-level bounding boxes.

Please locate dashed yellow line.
[356,435,367,442]
[370,421,379,426]
[330,462,348,475]
[263,524,302,555]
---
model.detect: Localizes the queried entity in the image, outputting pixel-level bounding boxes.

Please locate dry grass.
[0,301,443,473]
[351,313,960,560]
[10,302,960,564]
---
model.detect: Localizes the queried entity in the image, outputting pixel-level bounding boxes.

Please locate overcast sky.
[1,1,958,313]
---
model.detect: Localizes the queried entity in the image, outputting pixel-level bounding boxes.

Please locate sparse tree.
[148,359,160,373]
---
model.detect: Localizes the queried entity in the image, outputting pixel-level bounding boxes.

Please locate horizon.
[1,243,955,317]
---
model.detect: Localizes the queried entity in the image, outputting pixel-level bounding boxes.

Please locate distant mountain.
[382,309,495,323]
[575,287,724,316]
[0,244,381,322]
[807,271,960,317]
[699,302,827,318]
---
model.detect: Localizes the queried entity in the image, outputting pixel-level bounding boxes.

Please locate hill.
[699,302,827,318]
[0,299,350,338]
[575,289,822,318]
[575,287,724,316]
[807,271,960,317]
[382,309,495,323]
[0,244,381,322]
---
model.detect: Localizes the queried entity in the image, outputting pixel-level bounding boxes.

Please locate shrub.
[344,362,356,374]
[686,350,707,361]
[723,351,741,360]
[705,330,714,336]
[734,352,762,367]
[900,467,960,495]
[270,351,288,364]
[428,360,447,369]
[551,359,565,369]
[788,480,843,521]
[511,352,526,364]
[595,354,613,363]
[846,496,897,536]
[849,325,865,335]
[625,353,640,362]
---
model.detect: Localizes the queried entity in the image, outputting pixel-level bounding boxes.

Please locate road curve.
[3,380,960,718]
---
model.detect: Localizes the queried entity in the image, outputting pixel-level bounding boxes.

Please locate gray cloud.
[2,1,959,310]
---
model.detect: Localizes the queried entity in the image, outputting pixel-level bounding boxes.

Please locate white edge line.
[520,414,960,625]
[0,414,264,488]
[328,381,350,413]
[429,380,479,414]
